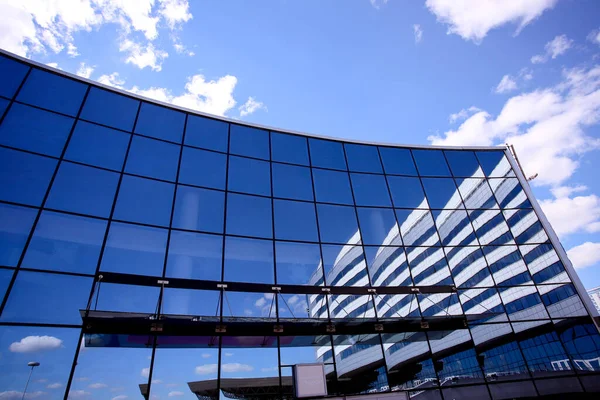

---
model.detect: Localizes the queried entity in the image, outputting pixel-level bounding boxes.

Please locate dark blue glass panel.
[18,69,87,116]
[387,176,429,209]
[0,148,57,206]
[0,98,8,117]
[172,185,224,233]
[100,222,167,277]
[95,283,159,313]
[0,269,13,303]
[226,193,272,238]
[272,163,313,201]
[0,103,74,156]
[229,124,269,159]
[179,147,226,189]
[166,231,222,281]
[114,175,174,227]
[224,236,274,284]
[81,87,139,131]
[396,209,439,246]
[412,149,451,177]
[321,244,367,286]
[357,207,398,246]
[23,211,107,274]
[185,114,228,152]
[228,156,271,196]
[47,162,119,218]
[135,102,185,143]
[317,204,360,244]
[350,173,392,207]
[125,135,180,181]
[378,147,418,176]
[421,177,464,209]
[275,242,322,286]
[274,199,318,242]
[445,150,483,178]
[0,203,36,266]
[309,138,347,170]
[477,151,515,178]
[559,323,600,373]
[345,143,383,173]
[313,168,353,205]
[490,178,531,209]
[271,132,309,165]
[0,55,29,98]
[65,121,129,171]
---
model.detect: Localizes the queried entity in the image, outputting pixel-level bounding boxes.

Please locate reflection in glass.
[432,209,476,247]
[357,207,398,246]
[345,143,383,173]
[504,209,549,245]
[387,175,428,209]
[228,155,271,196]
[0,203,37,266]
[114,175,174,227]
[80,87,139,131]
[378,147,417,175]
[470,209,514,246]
[309,138,347,170]
[125,135,180,181]
[185,114,228,152]
[179,147,226,189]
[274,199,318,242]
[224,236,274,284]
[396,209,440,247]
[65,121,130,171]
[135,102,185,143]
[229,124,270,159]
[95,283,159,313]
[476,151,515,178]
[350,173,392,206]
[173,185,224,233]
[322,244,367,287]
[162,288,220,317]
[489,178,531,209]
[456,178,498,209]
[18,68,87,116]
[272,163,314,201]
[0,54,29,98]
[317,204,360,244]
[421,178,464,209]
[313,168,353,205]
[275,242,322,286]
[218,346,280,398]
[166,231,222,281]
[271,132,309,165]
[444,150,484,178]
[412,150,451,177]
[226,193,272,239]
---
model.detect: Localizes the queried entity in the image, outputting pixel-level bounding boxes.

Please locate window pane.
[185,114,228,151]
[0,269,13,302]
[218,346,279,392]
[226,193,272,238]
[23,211,107,274]
[135,102,185,143]
[396,209,440,246]
[504,209,549,245]
[387,176,428,209]
[445,150,484,178]
[489,178,531,209]
[421,177,464,209]
[313,168,353,205]
[65,121,130,171]
[365,246,410,288]
[275,241,323,285]
[412,149,451,177]
[166,230,222,281]
[0,148,57,206]
[228,155,271,196]
[114,175,174,227]
[456,178,498,209]
[229,124,269,159]
[18,69,87,116]
[274,199,318,241]
[432,208,476,247]
[350,173,392,206]
[173,185,224,233]
[317,204,360,244]
[81,87,139,131]
[0,203,36,266]
[95,282,159,313]
[309,138,347,170]
[0,103,74,156]
[477,151,515,178]
[471,209,514,246]
[272,163,313,201]
[100,222,167,276]
[379,147,417,175]
[1,270,92,324]
[125,135,180,181]
[0,55,29,98]
[0,97,8,116]
[224,236,274,283]
[345,143,382,173]
[179,147,226,189]
[162,288,220,316]
[357,207,398,246]
[271,132,309,165]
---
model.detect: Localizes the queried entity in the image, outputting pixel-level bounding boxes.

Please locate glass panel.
[166,230,222,281]
[218,346,279,397]
[224,291,277,318]
[344,143,383,173]
[365,246,411,288]
[539,283,586,318]
[162,288,220,317]
[80,87,140,131]
[125,135,180,181]
[444,150,484,178]
[421,178,464,209]
[357,207,398,246]
[100,222,168,277]
[95,282,159,313]
[313,168,353,205]
[489,381,537,399]
[114,175,175,227]
[379,146,417,175]
[456,178,498,209]
[0,268,13,302]
[47,162,119,217]
[18,69,87,116]
[559,322,600,374]
[0,103,74,156]
[436,347,485,386]
[1,270,92,324]
[412,149,451,177]
[271,132,309,165]
[317,204,360,244]
[274,199,318,242]
[536,376,583,395]
[501,287,549,322]
[275,241,322,286]
[383,333,437,390]
[387,176,429,209]
[172,185,224,233]
[224,236,274,284]
[134,102,185,143]
[471,209,514,246]
[0,148,57,206]
[322,244,368,287]
[476,151,515,178]
[226,193,272,238]
[409,247,452,286]
[229,124,269,159]
[185,114,228,151]
[517,327,572,378]
[227,155,271,196]
[522,244,570,284]
[484,245,527,285]
[351,173,392,207]
[479,340,529,382]
[489,178,531,209]
[432,209,476,246]
[272,163,313,201]
[332,335,387,394]
[23,211,107,274]
[309,138,347,170]
[65,121,130,171]
[179,147,226,189]
[503,209,549,245]
[0,97,8,117]
[0,54,29,98]
[396,209,440,247]
[447,247,491,288]
[0,203,36,266]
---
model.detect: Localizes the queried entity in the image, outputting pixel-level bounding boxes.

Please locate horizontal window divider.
[11,98,78,120]
[15,267,96,278]
[0,321,82,329]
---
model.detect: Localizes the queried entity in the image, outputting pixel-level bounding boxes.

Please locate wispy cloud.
[413,24,423,43]
[531,34,573,64]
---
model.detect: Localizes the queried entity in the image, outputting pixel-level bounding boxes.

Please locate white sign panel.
[294,363,328,398]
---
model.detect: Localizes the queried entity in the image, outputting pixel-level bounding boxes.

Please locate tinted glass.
[166,230,222,281]
[173,185,224,233]
[357,207,398,246]
[226,193,272,238]
[271,132,309,165]
[345,143,383,173]
[18,69,87,116]
[489,178,531,209]
[228,156,271,196]
[274,199,318,242]
[421,177,464,209]
[477,151,515,177]
[387,175,429,209]
[317,204,360,244]
[396,209,439,246]
[224,236,274,284]
[275,241,322,285]
[179,146,226,189]
[0,148,57,206]
[135,102,185,143]
[0,203,37,266]
[114,175,174,226]
[125,135,180,181]
[350,173,392,206]
[185,114,228,151]
[309,138,347,170]
[456,178,498,209]
[272,163,313,201]
[322,244,367,287]
[313,168,353,205]
[445,150,484,178]
[0,55,29,98]
[65,121,130,171]
[412,149,451,176]
[229,124,269,159]
[379,147,417,175]
[0,97,8,117]
[81,87,139,131]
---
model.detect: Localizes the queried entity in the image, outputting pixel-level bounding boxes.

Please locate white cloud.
[76,62,94,78]
[495,75,518,94]
[520,67,534,81]
[67,43,79,57]
[168,392,185,397]
[539,192,600,237]
[195,364,218,375]
[47,383,62,389]
[46,62,60,69]
[567,242,600,269]
[531,34,573,64]
[587,28,600,46]
[369,0,388,10]
[141,368,150,378]
[111,396,128,400]
[173,41,194,56]
[77,377,90,382]
[449,106,481,124]
[550,185,587,199]
[159,0,192,29]
[201,353,211,358]
[224,352,233,357]
[88,383,107,389]
[9,336,63,353]
[239,96,267,117]
[195,363,253,375]
[413,24,423,43]
[67,390,90,399]
[0,391,45,399]
[425,0,557,43]
[243,309,253,316]
[120,39,168,71]
[98,72,125,87]
[254,297,267,308]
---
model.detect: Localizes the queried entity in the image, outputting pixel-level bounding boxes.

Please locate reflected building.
[0,48,599,400]
[588,287,600,314]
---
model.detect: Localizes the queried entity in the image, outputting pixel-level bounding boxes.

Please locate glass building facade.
[0,49,600,400]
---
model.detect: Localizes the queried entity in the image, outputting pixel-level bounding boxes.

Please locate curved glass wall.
[0,50,599,400]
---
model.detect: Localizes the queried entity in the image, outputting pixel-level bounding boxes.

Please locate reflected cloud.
[9,335,62,353]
